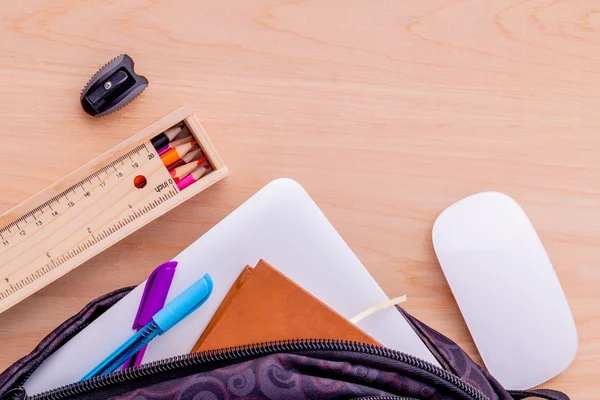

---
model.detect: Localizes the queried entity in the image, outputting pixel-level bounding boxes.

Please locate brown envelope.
[192,260,379,352]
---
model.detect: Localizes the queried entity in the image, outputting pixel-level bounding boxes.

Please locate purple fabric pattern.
[109,353,456,400]
[398,307,511,400]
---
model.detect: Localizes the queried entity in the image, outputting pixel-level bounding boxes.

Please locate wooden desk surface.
[1,1,598,397]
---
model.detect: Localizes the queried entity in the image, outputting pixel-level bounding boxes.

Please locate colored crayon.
[167,147,203,171]
[156,136,194,156]
[150,126,182,150]
[160,141,197,167]
[170,157,208,182]
[176,165,211,191]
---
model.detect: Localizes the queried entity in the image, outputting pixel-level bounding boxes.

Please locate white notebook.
[25,178,437,395]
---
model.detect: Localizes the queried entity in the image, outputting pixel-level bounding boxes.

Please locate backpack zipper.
[356,397,417,400]
[25,339,488,400]
[10,322,92,392]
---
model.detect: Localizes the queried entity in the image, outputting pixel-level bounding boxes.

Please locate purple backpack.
[0,287,569,400]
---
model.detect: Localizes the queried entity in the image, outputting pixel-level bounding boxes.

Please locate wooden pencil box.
[0,105,228,314]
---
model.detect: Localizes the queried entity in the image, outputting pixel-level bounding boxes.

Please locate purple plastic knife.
[122,261,177,369]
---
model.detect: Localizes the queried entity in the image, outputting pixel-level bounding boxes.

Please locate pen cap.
[133,261,178,329]
[153,274,213,333]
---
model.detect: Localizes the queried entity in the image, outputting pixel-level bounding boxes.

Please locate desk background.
[1,1,598,397]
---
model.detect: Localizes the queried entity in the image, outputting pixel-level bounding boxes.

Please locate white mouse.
[432,192,577,390]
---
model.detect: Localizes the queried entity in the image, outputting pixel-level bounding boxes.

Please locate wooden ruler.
[0,106,228,314]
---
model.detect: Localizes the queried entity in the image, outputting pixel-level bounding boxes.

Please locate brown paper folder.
[192,260,379,352]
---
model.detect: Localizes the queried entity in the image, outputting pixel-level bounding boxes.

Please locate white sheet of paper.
[25,178,438,395]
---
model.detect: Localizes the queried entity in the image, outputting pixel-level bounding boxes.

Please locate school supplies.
[193,260,378,352]
[157,136,194,156]
[81,273,213,380]
[123,261,178,369]
[167,147,202,171]
[176,165,211,190]
[160,141,197,167]
[80,55,148,117]
[24,179,438,395]
[170,158,208,182]
[150,126,182,150]
[0,106,228,315]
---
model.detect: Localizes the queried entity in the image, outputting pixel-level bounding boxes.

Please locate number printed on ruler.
[0,143,180,302]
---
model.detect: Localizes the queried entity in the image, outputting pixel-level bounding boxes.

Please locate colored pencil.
[156,136,194,156]
[176,165,211,191]
[167,147,203,171]
[160,141,197,168]
[150,126,182,150]
[170,157,208,182]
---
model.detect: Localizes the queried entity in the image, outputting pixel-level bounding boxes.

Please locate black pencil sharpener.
[81,54,148,117]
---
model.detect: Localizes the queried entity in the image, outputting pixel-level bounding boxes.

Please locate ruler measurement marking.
[0,151,132,235]
[0,141,190,307]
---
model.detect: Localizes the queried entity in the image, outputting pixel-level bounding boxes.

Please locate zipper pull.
[1,387,26,400]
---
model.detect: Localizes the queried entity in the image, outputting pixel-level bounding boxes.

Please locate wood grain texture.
[0,0,598,396]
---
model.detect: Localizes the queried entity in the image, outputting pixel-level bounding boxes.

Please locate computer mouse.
[432,192,577,390]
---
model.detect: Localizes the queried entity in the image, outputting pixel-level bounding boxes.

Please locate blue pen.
[81,273,213,381]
